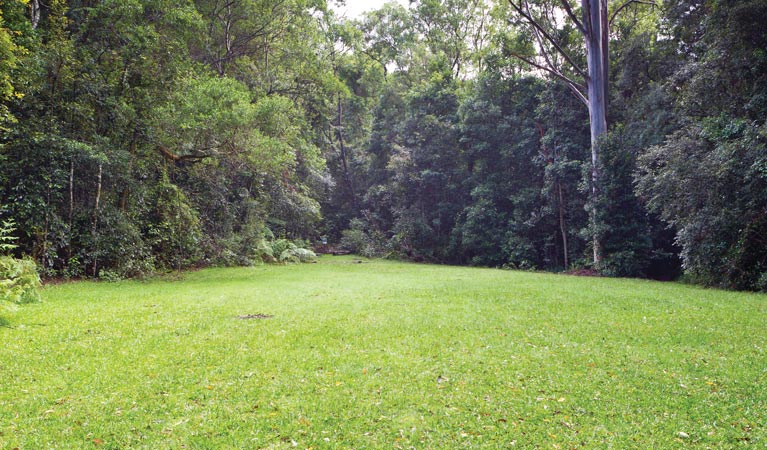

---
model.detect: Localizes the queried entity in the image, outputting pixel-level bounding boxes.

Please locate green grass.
[1,256,766,449]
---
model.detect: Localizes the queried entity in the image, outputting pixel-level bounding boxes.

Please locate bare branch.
[609,0,657,26]
[566,82,589,107]
[157,146,212,164]
[525,0,558,72]
[507,0,587,79]
[510,52,588,104]
[559,0,586,35]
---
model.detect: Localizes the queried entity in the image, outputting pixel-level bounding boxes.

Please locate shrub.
[279,247,317,263]
[1,218,42,308]
[88,209,156,279]
[340,218,389,258]
[253,238,276,263]
[0,256,41,305]
[253,237,317,264]
[270,238,295,258]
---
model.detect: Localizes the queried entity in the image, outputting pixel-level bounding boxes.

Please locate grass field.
[1,256,766,448]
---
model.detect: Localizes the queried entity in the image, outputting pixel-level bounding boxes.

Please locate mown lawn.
[1,256,766,449]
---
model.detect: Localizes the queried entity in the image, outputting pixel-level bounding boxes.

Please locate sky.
[329,0,410,19]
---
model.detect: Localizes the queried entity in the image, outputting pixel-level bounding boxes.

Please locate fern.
[279,247,317,264]
[0,219,18,254]
[0,218,41,306]
[0,256,41,305]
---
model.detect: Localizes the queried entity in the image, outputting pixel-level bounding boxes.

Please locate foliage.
[0,0,29,129]
[0,256,40,306]
[635,0,767,289]
[595,128,680,279]
[339,217,391,258]
[456,75,563,268]
[254,237,318,264]
[0,0,333,279]
[0,217,40,307]
[146,177,202,271]
[0,218,17,253]
[90,209,157,279]
[279,247,318,264]
[637,120,767,289]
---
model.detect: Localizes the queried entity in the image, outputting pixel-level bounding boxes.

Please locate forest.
[0,0,766,290]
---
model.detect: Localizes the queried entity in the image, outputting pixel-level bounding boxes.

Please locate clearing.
[1,256,765,448]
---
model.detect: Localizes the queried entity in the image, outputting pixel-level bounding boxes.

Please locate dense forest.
[0,0,765,290]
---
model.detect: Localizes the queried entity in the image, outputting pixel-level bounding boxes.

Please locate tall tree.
[504,0,655,267]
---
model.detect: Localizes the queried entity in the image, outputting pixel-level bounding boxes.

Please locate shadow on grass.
[0,316,11,328]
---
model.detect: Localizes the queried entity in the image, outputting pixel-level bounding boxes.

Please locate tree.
[504,0,655,267]
[317,17,387,239]
[635,0,767,289]
[0,0,29,129]
[457,75,573,269]
[358,3,417,78]
[1,0,332,277]
[412,0,492,79]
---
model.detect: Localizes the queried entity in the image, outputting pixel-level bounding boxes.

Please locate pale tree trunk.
[69,160,74,229]
[558,181,569,270]
[68,159,74,262]
[30,0,41,29]
[508,0,609,267]
[92,163,102,276]
[583,0,609,267]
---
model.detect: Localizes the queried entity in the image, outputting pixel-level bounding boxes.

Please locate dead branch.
[609,0,657,26]
[508,0,587,79]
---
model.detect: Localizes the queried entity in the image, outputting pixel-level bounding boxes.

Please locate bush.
[253,238,276,263]
[270,238,295,258]
[340,218,389,258]
[0,256,41,306]
[89,209,156,279]
[280,247,317,263]
[146,180,202,271]
[0,218,41,308]
[254,237,317,264]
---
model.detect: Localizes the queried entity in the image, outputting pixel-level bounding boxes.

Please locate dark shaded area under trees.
[1,0,766,290]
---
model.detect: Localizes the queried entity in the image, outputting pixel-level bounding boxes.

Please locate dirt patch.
[237,314,274,320]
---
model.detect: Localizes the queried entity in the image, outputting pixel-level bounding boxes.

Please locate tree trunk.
[30,0,41,29]
[69,159,74,229]
[583,0,609,267]
[67,159,74,262]
[509,0,613,267]
[557,181,569,270]
[43,187,50,272]
[92,163,102,276]
[336,94,359,210]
